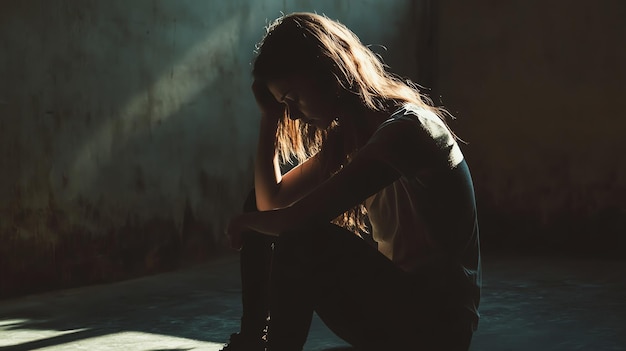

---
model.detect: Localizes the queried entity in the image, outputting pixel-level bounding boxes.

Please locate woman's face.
[267,74,338,129]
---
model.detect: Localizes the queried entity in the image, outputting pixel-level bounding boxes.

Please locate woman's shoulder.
[365,103,462,170]
[383,103,444,127]
[366,104,439,153]
[374,103,447,139]
[370,104,456,156]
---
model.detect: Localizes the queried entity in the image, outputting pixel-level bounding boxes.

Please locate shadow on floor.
[1,255,625,350]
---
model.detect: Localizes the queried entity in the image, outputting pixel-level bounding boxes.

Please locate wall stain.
[0,193,220,299]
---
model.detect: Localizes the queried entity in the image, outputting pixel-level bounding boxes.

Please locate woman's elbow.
[255,196,289,211]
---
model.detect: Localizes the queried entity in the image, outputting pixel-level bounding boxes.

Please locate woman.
[224,12,481,351]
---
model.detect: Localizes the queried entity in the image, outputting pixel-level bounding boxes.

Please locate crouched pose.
[224,12,481,351]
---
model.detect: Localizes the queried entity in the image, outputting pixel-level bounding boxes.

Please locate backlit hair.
[252,12,453,233]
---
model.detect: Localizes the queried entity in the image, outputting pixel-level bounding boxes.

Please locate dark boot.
[220,332,266,351]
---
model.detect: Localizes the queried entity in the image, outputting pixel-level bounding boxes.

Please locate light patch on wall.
[68,14,242,197]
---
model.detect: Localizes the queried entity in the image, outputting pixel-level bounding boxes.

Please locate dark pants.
[238,192,474,350]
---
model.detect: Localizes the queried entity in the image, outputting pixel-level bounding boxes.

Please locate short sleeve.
[363,105,463,178]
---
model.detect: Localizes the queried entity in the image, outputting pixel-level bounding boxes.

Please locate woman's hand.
[252,79,284,122]
[226,215,245,251]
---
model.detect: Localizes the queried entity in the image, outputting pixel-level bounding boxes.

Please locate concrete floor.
[0,255,625,351]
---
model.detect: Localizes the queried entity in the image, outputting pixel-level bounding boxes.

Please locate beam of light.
[35,331,225,351]
[0,319,89,348]
[67,14,242,197]
[0,326,225,350]
[0,318,29,328]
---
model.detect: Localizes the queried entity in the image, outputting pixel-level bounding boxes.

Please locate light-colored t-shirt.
[364,103,481,326]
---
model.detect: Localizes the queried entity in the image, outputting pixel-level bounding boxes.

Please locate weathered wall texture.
[0,0,420,297]
[435,1,626,255]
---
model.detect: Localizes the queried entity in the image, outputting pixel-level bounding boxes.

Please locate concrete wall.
[5,0,623,298]
[435,1,626,255]
[0,0,421,297]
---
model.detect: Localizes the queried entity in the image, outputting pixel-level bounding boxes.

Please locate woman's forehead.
[266,79,292,102]
[267,75,314,101]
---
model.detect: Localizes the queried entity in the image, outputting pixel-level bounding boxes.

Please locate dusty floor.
[0,255,625,350]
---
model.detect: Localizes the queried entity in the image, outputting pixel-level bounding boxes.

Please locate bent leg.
[238,190,274,341]
[237,190,314,351]
[265,223,411,350]
[239,231,274,339]
[272,223,475,350]
[305,224,416,349]
[313,225,478,350]
[265,222,475,350]
[264,235,315,351]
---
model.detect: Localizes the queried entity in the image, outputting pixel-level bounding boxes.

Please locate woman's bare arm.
[231,133,401,237]
[254,118,327,210]
[252,80,328,211]
[252,116,282,211]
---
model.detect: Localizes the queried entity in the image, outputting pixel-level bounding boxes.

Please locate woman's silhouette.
[224,12,481,351]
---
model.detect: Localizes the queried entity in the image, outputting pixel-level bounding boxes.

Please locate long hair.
[252,12,453,233]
